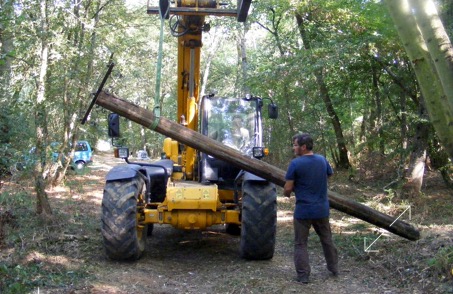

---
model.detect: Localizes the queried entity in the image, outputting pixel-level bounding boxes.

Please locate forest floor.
[0,152,452,294]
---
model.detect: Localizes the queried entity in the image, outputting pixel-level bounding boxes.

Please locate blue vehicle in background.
[72,141,93,169]
[52,140,93,170]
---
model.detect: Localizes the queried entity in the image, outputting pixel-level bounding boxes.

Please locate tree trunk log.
[384,0,453,161]
[95,91,420,241]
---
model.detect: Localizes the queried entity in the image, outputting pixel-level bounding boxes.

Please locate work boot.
[327,265,338,277]
[296,275,309,284]
[329,269,339,278]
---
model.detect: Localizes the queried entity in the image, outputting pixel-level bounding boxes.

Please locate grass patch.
[0,262,89,294]
[428,246,453,281]
[0,165,452,293]
[0,189,99,294]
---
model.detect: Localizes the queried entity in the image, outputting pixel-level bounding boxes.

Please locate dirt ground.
[2,153,453,293]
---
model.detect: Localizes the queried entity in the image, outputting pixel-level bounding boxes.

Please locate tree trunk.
[34,0,52,215]
[200,27,223,96]
[0,0,14,103]
[295,12,350,169]
[50,1,101,187]
[402,100,430,198]
[237,23,249,96]
[428,138,453,188]
[400,91,408,151]
[256,8,295,156]
[410,0,453,112]
[384,0,453,161]
[371,59,385,155]
[314,69,351,169]
[94,91,420,241]
[359,103,368,144]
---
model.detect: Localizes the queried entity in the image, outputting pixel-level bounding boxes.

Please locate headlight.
[114,147,129,159]
[252,147,268,159]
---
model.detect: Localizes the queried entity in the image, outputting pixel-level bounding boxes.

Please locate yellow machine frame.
[145,0,247,230]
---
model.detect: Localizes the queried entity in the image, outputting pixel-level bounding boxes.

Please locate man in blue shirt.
[284,133,338,284]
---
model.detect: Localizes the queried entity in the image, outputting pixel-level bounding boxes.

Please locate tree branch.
[373,55,418,105]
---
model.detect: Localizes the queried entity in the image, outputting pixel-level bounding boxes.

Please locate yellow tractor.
[100,0,279,261]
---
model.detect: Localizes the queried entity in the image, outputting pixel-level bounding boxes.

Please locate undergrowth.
[0,185,97,293]
[0,167,452,293]
[330,170,453,292]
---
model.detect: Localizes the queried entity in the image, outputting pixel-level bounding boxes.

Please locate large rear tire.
[240,181,277,260]
[101,176,147,260]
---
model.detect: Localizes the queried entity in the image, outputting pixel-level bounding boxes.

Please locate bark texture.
[384,0,453,160]
[34,0,52,215]
[410,0,453,111]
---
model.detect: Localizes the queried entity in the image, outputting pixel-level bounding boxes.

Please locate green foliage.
[243,0,453,171]
[0,190,34,209]
[438,0,453,39]
[1,1,452,291]
[333,233,373,259]
[0,102,35,175]
[1,0,452,180]
[428,246,453,280]
[0,189,94,293]
[0,262,88,294]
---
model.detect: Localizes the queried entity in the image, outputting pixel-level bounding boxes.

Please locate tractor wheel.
[101,176,147,260]
[240,181,277,260]
[74,161,85,170]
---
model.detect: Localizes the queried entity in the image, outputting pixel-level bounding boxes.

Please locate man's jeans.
[294,217,338,278]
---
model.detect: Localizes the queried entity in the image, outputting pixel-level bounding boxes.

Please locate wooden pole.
[96,91,420,241]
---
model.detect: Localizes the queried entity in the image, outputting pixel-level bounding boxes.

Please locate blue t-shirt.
[285,154,333,219]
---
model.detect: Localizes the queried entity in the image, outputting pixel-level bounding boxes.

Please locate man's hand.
[283,180,294,197]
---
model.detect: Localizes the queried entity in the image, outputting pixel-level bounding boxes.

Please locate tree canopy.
[1,0,452,213]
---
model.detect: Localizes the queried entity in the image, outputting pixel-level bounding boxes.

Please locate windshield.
[203,97,260,154]
[75,142,89,152]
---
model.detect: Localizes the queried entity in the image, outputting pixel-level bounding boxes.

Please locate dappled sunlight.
[89,284,124,293]
[78,172,106,181]
[66,175,104,201]
[68,192,103,206]
[0,179,34,194]
[421,224,453,235]
[330,217,396,239]
[364,200,413,219]
[90,153,125,171]
[0,247,15,261]
[23,251,83,270]
[2,158,451,293]
[277,210,293,223]
[46,181,103,203]
[45,167,107,208]
[277,196,294,223]
[46,185,70,198]
[331,218,355,228]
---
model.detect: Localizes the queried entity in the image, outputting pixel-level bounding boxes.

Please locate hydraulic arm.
[147,0,251,180]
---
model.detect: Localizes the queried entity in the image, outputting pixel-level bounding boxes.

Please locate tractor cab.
[199,95,277,190]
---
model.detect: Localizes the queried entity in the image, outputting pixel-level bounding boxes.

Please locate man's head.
[232,115,243,127]
[292,133,313,155]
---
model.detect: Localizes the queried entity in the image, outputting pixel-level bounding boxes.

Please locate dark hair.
[293,133,313,150]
